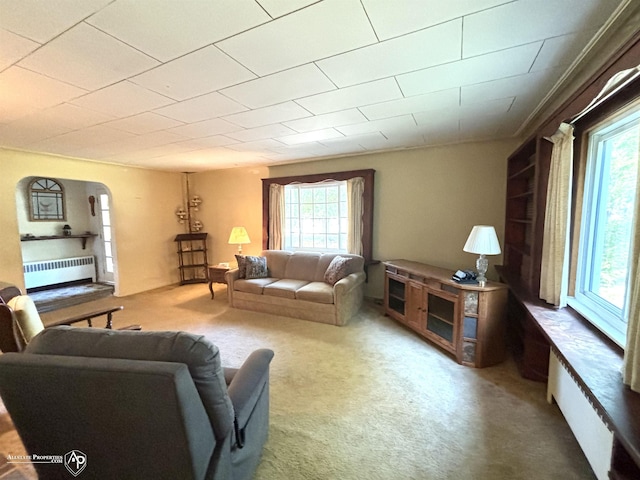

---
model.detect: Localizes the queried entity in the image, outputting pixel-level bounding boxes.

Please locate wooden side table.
[208,265,229,299]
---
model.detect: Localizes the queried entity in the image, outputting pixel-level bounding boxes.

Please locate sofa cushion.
[245,256,268,279]
[296,282,334,304]
[263,250,291,278]
[324,255,352,285]
[234,278,278,295]
[284,252,321,281]
[264,279,309,299]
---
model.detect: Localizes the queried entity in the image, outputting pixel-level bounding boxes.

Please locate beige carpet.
[0,284,595,479]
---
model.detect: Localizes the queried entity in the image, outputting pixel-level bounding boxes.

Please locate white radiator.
[547,350,613,480]
[23,256,96,289]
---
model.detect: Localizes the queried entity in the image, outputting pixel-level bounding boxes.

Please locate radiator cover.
[23,256,96,289]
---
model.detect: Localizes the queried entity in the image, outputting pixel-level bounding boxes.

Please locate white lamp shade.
[463,225,501,255]
[228,226,251,245]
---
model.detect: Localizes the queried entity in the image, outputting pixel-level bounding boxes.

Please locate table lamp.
[228,226,251,254]
[463,225,501,287]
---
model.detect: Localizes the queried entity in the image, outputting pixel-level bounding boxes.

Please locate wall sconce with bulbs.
[175,173,204,233]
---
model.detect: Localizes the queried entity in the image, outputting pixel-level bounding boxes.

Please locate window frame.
[262,169,375,263]
[569,97,640,347]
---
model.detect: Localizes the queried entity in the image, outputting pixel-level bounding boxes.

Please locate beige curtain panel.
[539,122,574,307]
[347,177,364,256]
[268,183,284,250]
[623,127,640,393]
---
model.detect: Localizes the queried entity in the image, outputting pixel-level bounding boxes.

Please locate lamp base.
[476,254,488,287]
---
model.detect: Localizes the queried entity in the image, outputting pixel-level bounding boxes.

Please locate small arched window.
[28,177,66,221]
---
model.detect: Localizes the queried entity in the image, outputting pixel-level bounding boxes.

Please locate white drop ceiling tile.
[0,29,39,70]
[222,102,312,129]
[18,23,159,91]
[104,112,184,135]
[37,103,115,131]
[531,30,598,72]
[284,109,367,133]
[397,42,542,97]
[0,101,38,125]
[463,0,620,58]
[221,64,336,109]
[317,19,461,87]
[320,131,387,148]
[227,139,286,152]
[71,81,174,117]
[87,0,270,62]
[176,136,239,149]
[257,0,318,18]
[277,128,344,146]
[225,124,297,142]
[362,0,510,40]
[110,143,198,163]
[154,92,248,123]
[336,115,416,136]
[131,46,257,101]
[0,0,112,43]
[0,66,87,110]
[460,68,562,104]
[217,0,377,76]
[296,78,403,115]
[361,88,459,120]
[168,118,241,138]
[413,97,514,125]
[0,116,71,148]
[33,124,135,151]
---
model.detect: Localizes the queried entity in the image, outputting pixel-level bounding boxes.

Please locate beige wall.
[270,140,519,298]
[0,149,182,296]
[192,166,268,265]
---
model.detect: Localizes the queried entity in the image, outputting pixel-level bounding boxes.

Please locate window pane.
[314,204,326,218]
[300,188,313,203]
[313,188,326,203]
[590,128,638,309]
[326,186,339,202]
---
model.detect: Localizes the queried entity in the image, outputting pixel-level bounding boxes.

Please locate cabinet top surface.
[384,259,507,291]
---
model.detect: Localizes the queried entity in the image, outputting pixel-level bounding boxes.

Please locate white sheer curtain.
[268,183,284,250]
[539,122,574,307]
[623,127,640,393]
[347,177,364,255]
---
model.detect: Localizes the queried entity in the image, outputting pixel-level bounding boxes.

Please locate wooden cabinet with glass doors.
[383,260,508,368]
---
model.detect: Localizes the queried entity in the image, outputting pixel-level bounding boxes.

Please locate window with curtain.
[284,181,348,252]
[569,102,640,346]
[262,169,375,263]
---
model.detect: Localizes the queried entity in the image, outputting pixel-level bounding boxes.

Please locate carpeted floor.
[0,284,595,479]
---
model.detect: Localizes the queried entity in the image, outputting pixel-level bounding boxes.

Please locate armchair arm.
[227,349,274,428]
[45,306,138,330]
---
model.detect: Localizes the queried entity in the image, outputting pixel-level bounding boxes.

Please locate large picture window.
[570,104,640,345]
[284,181,348,252]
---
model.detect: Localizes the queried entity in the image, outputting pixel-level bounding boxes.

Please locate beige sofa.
[226,250,365,326]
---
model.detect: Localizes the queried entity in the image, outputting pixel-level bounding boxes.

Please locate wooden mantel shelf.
[20,233,97,250]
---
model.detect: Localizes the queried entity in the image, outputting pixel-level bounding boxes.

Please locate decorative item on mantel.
[175,173,204,233]
[62,224,72,236]
[228,227,250,254]
[463,225,501,287]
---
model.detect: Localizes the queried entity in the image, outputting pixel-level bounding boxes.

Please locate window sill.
[498,267,640,469]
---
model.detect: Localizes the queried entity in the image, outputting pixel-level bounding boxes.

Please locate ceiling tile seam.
[312,61,340,90]
[77,21,162,64]
[359,0,381,43]
[256,0,324,20]
[8,64,91,99]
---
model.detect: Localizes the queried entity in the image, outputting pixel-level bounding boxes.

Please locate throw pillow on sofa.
[324,256,352,286]
[235,254,247,278]
[245,256,268,279]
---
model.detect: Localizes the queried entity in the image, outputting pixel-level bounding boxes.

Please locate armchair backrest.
[0,327,237,480]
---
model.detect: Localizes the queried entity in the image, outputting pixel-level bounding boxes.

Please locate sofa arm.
[227,349,274,428]
[225,268,240,286]
[334,271,365,295]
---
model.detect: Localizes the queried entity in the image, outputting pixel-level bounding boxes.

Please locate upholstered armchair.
[0,327,274,480]
[0,282,138,353]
